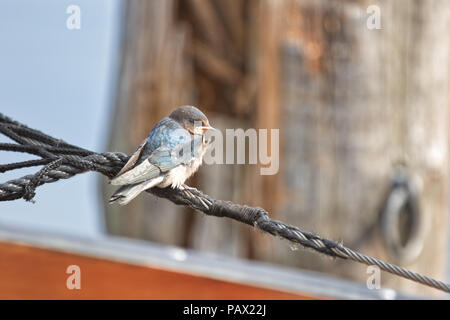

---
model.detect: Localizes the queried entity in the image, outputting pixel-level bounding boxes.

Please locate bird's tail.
[109,176,164,205]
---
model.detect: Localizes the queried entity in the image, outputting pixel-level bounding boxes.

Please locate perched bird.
[109,105,215,205]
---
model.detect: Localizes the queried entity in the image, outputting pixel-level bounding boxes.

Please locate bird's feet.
[176,184,212,210]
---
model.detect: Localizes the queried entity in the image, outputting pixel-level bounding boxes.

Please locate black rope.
[0,112,449,294]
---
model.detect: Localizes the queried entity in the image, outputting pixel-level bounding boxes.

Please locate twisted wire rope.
[0,113,448,293]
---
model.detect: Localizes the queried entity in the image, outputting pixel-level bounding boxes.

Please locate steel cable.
[0,112,448,293]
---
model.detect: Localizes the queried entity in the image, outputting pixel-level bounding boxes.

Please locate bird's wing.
[167,135,203,165]
[110,139,162,186]
[109,176,165,205]
[109,145,180,186]
[149,135,203,169]
[114,139,148,178]
[110,136,203,186]
[110,157,162,186]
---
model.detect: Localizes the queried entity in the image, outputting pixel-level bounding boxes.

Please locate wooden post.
[260,0,449,296]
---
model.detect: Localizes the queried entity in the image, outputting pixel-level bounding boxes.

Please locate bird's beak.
[193,125,218,136]
[199,126,218,133]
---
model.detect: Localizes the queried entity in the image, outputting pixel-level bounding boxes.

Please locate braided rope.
[0,112,449,293]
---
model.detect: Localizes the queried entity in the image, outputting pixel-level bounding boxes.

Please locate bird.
[109,105,215,205]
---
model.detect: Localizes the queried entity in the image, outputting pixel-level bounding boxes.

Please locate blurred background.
[0,0,449,298]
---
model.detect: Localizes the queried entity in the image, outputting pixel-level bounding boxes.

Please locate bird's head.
[169,105,216,136]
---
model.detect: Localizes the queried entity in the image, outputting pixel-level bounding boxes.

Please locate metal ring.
[380,170,424,265]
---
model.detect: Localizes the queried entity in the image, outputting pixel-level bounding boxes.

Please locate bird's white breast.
[158,145,206,188]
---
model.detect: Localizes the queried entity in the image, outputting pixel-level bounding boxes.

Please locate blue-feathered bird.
[109,105,215,205]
